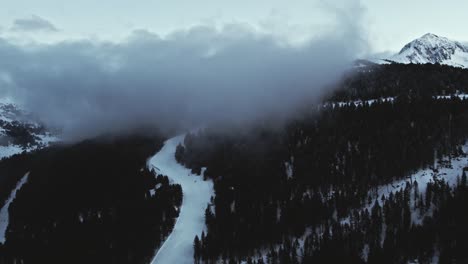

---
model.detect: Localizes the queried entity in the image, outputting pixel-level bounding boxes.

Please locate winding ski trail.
[0,172,29,244]
[148,135,214,264]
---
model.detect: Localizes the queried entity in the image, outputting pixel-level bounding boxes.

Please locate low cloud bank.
[0,2,367,140]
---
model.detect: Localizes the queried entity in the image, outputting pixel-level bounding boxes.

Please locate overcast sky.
[0,0,367,140]
[0,0,467,52]
[0,0,466,140]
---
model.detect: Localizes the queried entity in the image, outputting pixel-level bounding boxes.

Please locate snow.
[0,97,16,106]
[0,172,29,244]
[386,33,468,69]
[341,144,468,226]
[0,132,60,160]
[0,145,24,159]
[0,135,61,160]
[284,157,294,179]
[150,184,163,197]
[372,152,468,208]
[368,58,391,65]
[436,93,468,100]
[241,143,468,262]
[450,50,468,68]
[324,97,395,108]
[230,200,236,213]
[0,98,60,160]
[325,93,468,110]
[147,135,214,264]
[35,133,60,145]
[361,244,370,262]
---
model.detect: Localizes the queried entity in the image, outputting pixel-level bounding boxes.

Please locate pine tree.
[194,235,201,264]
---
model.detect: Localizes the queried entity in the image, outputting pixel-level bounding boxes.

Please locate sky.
[0,0,365,140]
[0,0,467,52]
[0,0,466,140]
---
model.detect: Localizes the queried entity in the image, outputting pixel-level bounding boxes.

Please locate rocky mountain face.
[388,33,468,68]
[0,99,58,159]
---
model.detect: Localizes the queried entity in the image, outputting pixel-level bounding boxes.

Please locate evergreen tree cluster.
[331,63,468,101]
[0,136,183,264]
[180,95,468,263]
[0,63,467,263]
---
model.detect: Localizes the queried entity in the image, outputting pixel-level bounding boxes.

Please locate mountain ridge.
[387,33,468,68]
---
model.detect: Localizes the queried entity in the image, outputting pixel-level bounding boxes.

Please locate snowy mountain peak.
[419,33,445,41]
[389,33,468,68]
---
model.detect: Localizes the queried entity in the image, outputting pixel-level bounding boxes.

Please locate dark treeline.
[296,171,468,264]
[178,96,468,263]
[331,63,468,101]
[244,170,468,264]
[1,63,468,264]
[0,136,183,264]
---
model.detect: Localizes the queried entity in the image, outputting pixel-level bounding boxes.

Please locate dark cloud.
[0,1,367,141]
[11,15,58,32]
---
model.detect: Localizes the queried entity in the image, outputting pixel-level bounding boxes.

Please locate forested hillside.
[0,136,183,264]
[176,64,468,263]
[331,63,468,101]
[0,63,467,264]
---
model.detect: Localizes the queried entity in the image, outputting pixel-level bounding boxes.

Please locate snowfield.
[0,134,60,160]
[0,145,24,160]
[148,135,214,264]
[0,172,29,244]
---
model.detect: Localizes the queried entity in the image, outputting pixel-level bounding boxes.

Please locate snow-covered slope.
[0,99,58,159]
[389,33,468,68]
[0,172,29,244]
[341,144,468,226]
[147,135,214,264]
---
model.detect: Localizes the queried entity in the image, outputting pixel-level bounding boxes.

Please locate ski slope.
[0,172,29,244]
[148,135,214,264]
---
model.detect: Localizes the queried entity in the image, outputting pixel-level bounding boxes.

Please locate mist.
[0,3,367,141]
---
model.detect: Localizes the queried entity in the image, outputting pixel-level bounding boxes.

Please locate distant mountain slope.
[0,99,58,159]
[388,33,468,68]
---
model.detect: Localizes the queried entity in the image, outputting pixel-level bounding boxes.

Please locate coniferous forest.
[179,97,468,263]
[0,63,468,263]
[177,64,468,263]
[0,136,183,264]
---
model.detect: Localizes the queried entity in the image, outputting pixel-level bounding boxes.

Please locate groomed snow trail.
[148,135,214,264]
[0,172,29,244]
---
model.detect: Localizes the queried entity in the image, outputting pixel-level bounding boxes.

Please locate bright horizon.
[1,0,467,53]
